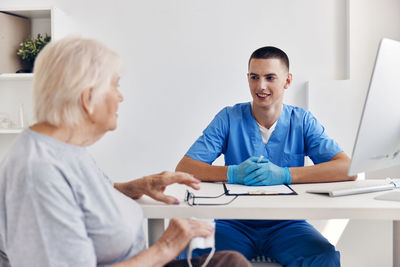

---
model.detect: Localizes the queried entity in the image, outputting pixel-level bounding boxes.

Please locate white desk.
[137,180,400,267]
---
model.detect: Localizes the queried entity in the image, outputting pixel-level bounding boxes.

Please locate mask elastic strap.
[187,248,193,267]
[200,246,215,267]
[187,246,215,267]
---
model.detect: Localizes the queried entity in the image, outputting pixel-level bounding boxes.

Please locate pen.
[257,155,264,163]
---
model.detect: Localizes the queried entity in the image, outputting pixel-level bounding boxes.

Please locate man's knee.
[316,249,340,267]
[311,241,340,266]
[288,249,340,267]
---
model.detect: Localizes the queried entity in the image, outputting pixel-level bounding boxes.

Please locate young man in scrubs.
[176,46,356,267]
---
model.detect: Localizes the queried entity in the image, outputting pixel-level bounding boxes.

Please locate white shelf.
[0,6,71,157]
[0,128,24,134]
[0,9,51,19]
[0,73,34,81]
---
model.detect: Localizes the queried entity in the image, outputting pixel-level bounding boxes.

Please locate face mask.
[187,220,215,267]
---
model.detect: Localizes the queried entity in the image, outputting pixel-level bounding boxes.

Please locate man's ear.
[81,88,94,115]
[284,73,293,89]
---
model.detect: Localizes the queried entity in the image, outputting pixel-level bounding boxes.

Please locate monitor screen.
[348,38,400,176]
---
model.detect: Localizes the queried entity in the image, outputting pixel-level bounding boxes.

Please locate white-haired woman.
[0,37,250,267]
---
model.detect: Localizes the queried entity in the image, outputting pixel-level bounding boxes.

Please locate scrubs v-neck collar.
[245,102,289,158]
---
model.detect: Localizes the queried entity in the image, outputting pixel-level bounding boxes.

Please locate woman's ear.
[81,88,94,115]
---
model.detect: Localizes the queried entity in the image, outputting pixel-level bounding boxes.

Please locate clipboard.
[223,183,297,196]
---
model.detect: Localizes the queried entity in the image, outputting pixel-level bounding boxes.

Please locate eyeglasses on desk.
[184,190,238,206]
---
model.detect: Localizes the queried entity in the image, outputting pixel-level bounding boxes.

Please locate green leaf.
[16,33,52,65]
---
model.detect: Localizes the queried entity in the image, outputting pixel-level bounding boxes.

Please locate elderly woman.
[0,37,250,267]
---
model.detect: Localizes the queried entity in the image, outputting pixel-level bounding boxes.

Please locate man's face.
[247,58,292,110]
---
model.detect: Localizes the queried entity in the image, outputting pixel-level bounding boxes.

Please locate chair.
[251,256,282,267]
[252,263,282,267]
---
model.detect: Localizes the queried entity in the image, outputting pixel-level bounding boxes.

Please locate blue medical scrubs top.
[186,102,343,229]
[186,102,342,168]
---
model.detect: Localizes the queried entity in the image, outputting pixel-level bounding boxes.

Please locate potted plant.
[16,33,51,73]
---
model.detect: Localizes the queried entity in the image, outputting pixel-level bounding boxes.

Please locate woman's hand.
[109,218,214,267]
[141,171,200,204]
[115,171,200,204]
[156,218,214,260]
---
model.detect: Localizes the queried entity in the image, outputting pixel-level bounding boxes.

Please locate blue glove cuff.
[284,167,292,184]
[227,165,238,184]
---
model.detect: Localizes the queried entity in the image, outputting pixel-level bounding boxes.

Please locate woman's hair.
[33,36,122,127]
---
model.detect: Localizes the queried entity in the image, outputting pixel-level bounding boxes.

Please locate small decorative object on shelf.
[18,104,24,128]
[16,33,51,73]
[0,104,25,134]
[0,113,12,129]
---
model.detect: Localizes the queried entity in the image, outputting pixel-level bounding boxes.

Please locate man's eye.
[266,76,275,81]
[250,76,258,80]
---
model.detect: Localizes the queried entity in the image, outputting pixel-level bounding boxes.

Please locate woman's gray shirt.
[0,129,145,267]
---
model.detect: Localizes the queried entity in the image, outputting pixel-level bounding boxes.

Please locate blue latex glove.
[227,156,262,184]
[243,161,292,186]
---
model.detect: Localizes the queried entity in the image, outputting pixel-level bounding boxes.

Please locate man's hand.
[243,160,292,186]
[115,171,200,204]
[227,156,262,184]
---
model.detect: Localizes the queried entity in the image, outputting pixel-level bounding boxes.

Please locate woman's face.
[91,74,124,133]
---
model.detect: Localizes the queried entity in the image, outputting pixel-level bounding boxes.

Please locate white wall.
[349,0,400,180]
[1,0,348,179]
[307,1,400,266]
[67,0,346,179]
[1,1,399,266]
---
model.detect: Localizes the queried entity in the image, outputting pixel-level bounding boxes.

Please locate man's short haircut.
[33,36,122,127]
[248,46,289,72]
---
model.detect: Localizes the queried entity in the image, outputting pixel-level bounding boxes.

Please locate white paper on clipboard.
[224,183,294,195]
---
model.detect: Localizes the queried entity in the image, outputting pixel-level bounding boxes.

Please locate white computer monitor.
[348,38,400,177]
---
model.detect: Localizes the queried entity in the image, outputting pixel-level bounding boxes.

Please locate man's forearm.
[177,153,357,184]
[176,156,228,182]
[289,152,357,183]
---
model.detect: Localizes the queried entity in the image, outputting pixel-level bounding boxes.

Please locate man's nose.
[259,78,268,89]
